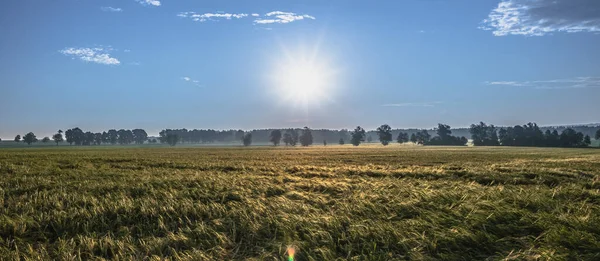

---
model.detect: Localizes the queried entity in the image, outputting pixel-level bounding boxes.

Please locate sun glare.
[269,43,338,109]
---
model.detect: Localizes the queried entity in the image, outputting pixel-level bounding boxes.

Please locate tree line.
[7,122,600,148]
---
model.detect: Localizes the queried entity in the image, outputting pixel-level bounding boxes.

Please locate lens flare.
[287,246,296,261]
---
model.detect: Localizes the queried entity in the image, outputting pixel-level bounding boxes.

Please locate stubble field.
[1,146,599,260]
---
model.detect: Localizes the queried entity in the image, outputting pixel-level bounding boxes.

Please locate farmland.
[1,145,599,260]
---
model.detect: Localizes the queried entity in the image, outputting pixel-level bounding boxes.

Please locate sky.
[1,0,599,138]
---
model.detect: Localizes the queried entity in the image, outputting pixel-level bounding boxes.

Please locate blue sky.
[1,0,599,137]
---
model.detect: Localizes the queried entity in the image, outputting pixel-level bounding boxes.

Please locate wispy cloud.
[486,77,600,89]
[254,11,315,24]
[177,12,248,22]
[59,47,120,65]
[101,7,123,12]
[480,0,600,36]
[177,11,315,25]
[135,0,160,7]
[181,76,202,87]
[382,102,442,107]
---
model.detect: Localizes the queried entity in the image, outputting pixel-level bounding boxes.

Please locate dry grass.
[0,145,599,260]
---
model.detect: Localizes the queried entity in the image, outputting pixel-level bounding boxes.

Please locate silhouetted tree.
[323,140,327,146]
[94,133,103,145]
[470,122,499,146]
[350,126,366,146]
[242,133,252,146]
[596,129,600,140]
[584,135,591,146]
[410,133,417,143]
[23,132,37,145]
[376,124,393,146]
[108,129,118,145]
[101,131,109,144]
[14,135,21,142]
[66,128,84,145]
[132,129,148,144]
[428,124,467,146]
[414,130,430,145]
[117,129,134,145]
[283,129,298,146]
[52,130,63,145]
[83,132,94,145]
[367,136,373,143]
[397,132,409,144]
[269,130,282,146]
[42,137,50,143]
[283,132,292,146]
[299,127,313,146]
[339,138,345,145]
[166,133,179,146]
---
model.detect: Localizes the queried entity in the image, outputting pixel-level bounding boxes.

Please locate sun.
[269,44,338,109]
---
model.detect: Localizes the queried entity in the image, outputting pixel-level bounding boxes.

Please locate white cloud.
[251,13,260,17]
[181,76,202,86]
[177,12,248,22]
[486,77,600,89]
[59,47,120,65]
[101,7,123,12]
[136,0,160,7]
[480,0,600,36]
[254,11,315,24]
[382,102,442,107]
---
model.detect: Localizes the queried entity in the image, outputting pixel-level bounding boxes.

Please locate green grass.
[1,145,599,260]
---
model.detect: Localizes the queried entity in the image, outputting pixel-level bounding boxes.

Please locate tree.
[350,126,366,146]
[367,136,373,143]
[117,129,134,145]
[323,140,327,146]
[269,130,282,146]
[42,137,50,143]
[596,129,600,140]
[242,133,252,146]
[376,124,393,146]
[414,130,431,145]
[339,138,345,145]
[108,129,118,145]
[94,133,103,145]
[53,130,63,145]
[166,133,179,146]
[435,124,452,140]
[132,129,148,144]
[14,135,21,142]
[469,122,499,146]
[299,127,313,146]
[283,129,298,146]
[65,128,84,145]
[397,132,409,144]
[23,132,37,145]
[584,135,591,146]
[410,133,417,143]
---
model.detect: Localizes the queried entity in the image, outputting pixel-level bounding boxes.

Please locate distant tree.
[396,132,409,144]
[410,133,417,143]
[117,129,134,145]
[367,136,373,143]
[14,135,21,142]
[108,129,118,145]
[283,132,292,146]
[101,131,109,144]
[339,129,350,143]
[283,129,298,146]
[42,137,50,143]
[436,124,452,140]
[132,129,148,144]
[94,133,103,145]
[151,138,158,143]
[269,130,282,146]
[242,133,252,146]
[596,129,600,140]
[350,126,366,146]
[235,130,245,142]
[52,130,63,145]
[428,124,467,146]
[323,140,327,146]
[584,135,591,146]
[23,132,37,145]
[299,127,313,146]
[66,128,85,145]
[469,122,499,146]
[376,124,393,146]
[166,133,179,146]
[414,130,431,145]
[339,138,345,145]
[83,132,94,145]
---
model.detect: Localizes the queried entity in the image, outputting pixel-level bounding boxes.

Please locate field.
[1,146,599,260]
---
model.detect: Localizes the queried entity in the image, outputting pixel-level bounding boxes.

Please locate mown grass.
[0,145,599,260]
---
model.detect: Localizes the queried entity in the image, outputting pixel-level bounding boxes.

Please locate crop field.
[0,146,599,260]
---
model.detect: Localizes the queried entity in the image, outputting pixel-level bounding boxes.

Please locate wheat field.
[1,145,599,260]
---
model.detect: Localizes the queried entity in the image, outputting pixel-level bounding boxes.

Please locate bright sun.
[270,45,337,108]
